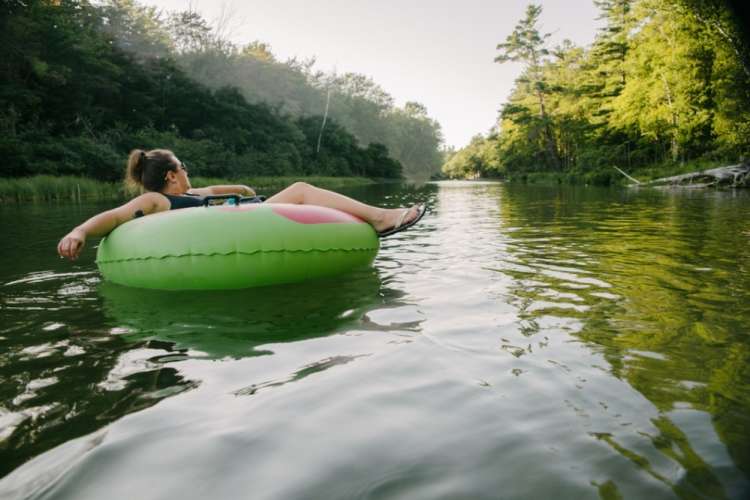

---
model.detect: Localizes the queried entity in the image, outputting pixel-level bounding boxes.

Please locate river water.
[1,181,749,499]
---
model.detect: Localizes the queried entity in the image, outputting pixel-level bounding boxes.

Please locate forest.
[0,0,445,183]
[443,0,750,184]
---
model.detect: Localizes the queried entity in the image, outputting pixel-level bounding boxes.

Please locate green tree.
[591,0,633,94]
[241,41,276,62]
[99,0,172,60]
[442,134,502,179]
[495,4,560,169]
[0,0,406,181]
[610,0,718,161]
[166,9,213,54]
[385,102,444,181]
[462,0,749,183]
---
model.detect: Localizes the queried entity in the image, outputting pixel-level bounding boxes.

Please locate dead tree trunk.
[627,163,750,188]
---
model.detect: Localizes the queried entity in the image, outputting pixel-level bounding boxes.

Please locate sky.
[140,0,604,149]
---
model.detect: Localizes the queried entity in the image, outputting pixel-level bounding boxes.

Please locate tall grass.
[0,176,124,203]
[0,175,376,203]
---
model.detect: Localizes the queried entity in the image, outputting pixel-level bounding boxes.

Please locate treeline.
[170,29,444,180]
[0,0,441,182]
[444,0,750,183]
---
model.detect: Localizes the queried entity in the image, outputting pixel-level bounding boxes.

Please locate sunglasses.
[166,162,189,181]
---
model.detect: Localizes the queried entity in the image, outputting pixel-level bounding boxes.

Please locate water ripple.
[1,184,749,498]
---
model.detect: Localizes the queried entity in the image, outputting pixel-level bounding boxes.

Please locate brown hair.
[126,149,178,192]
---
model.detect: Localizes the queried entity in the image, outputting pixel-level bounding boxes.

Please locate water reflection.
[98,269,386,358]
[2,183,749,499]
[497,184,750,497]
[0,269,199,477]
[0,189,427,481]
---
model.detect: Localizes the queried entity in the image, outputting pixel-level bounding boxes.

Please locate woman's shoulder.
[133,191,170,213]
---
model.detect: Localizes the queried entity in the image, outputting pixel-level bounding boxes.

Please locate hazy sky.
[140,0,603,149]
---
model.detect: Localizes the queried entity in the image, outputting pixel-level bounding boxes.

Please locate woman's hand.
[191,185,255,197]
[57,228,87,261]
[55,193,165,262]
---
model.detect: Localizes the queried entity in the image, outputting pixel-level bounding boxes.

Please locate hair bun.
[127,149,147,186]
[135,150,146,178]
[125,148,173,192]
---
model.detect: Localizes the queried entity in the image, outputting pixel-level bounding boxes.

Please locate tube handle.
[202,194,241,207]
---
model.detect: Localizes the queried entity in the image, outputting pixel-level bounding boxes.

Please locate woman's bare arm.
[189,185,255,197]
[57,192,167,261]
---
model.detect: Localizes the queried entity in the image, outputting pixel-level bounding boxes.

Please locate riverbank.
[0,176,377,203]
[502,159,735,187]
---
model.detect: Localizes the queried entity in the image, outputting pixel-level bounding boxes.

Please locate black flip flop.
[377,204,426,238]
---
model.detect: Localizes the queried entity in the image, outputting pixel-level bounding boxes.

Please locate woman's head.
[126,149,191,193]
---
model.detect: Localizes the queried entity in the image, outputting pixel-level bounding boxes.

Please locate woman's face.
[166,155,192,192]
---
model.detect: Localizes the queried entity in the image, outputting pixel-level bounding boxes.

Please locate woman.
[57,149,425,261]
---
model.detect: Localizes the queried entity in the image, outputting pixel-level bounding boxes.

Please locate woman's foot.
[374,204,425,237]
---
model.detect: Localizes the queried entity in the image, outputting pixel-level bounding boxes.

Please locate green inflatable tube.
[96,203,380,290]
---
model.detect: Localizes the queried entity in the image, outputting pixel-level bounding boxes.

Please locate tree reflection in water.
[497,185,750,498]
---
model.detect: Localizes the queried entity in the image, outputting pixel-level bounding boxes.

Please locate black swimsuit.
[162,193,204,210]
[161,193,266,210]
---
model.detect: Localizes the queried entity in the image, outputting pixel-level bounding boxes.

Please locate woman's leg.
[265,182,420,233]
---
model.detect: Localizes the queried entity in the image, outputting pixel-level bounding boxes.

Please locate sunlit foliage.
[444,0,750,183]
